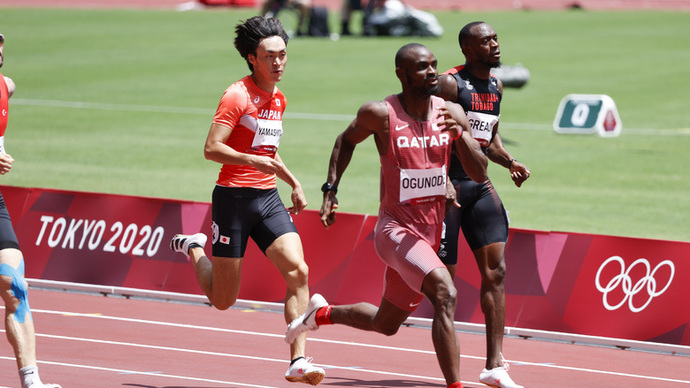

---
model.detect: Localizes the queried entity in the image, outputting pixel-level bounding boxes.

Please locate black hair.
[395,43,427,68]
[458,21,485,49]
[234,16,289,72]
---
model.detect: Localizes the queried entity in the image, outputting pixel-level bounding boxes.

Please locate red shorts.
[374,211,445,312]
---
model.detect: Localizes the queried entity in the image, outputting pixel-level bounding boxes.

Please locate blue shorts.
[211,186,297,258]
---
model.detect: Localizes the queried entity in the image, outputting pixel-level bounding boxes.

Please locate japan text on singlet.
[212,75,287,189]
[380,94,452,229]
[443,65,501,180]
[0,74,9,153]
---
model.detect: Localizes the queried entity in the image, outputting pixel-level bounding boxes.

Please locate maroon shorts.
[374,211,445,312]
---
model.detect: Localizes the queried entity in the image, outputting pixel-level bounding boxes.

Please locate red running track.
[1,288,689,388]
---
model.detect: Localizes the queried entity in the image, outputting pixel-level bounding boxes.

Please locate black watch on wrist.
[321,182,337,195]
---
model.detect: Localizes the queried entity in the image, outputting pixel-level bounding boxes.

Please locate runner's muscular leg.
[265,232,310,359]
[0,248,37,369]
[421,267,460,386]
[329,298,410,336]
[473,241,506,369]
[189,246,242,311]
[446,263,457,279]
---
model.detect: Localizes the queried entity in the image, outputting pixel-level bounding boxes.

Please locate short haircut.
[395,43,427,68]
[234,16,289,72]
[458,21,485,49]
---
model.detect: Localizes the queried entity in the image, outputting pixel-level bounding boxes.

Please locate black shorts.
[348,0,363,10]
[211,186,297,258]
[437,177,509,265]
[0,191,20,251]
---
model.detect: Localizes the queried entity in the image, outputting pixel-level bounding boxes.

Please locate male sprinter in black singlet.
[435,21,530,388]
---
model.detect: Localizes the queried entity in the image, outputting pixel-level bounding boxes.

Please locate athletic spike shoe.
[170,233,207,256]
[479,359,523,388]
[27,383,62,388]
[285,357,325,385]
[285,293,328,344]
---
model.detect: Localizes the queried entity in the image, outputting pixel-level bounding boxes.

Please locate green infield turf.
[0,7,688,241]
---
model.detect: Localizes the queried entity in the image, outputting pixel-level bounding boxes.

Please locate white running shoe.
[170,233,207,256]
[479,364,524,388]
[285,357,325,385]
[285,293,328,344]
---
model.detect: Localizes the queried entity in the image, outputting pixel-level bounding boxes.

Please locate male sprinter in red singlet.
[285,43,488,388]
[0,33,62,388]
[169,17,324,385]
[436,22,530,388]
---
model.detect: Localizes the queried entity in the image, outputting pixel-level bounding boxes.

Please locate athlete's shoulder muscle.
[3,76,15,98]
[357,100,388,133]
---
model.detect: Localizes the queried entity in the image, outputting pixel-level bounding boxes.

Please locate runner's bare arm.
[487,127,531,187]
[435,74,458,102]
[441,101,487,183]
[275,153,307,214]
[204,122,283,175]
[3,76,15,98]
[320,101,388,227]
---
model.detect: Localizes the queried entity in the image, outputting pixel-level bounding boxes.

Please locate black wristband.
[321,182,337,194]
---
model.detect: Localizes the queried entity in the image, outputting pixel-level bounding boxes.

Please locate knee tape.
[0,259,32,323]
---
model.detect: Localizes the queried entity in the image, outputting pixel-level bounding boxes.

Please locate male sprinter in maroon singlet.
[0,33,62,388]
[436,22,530,388]
[285,43,487,388]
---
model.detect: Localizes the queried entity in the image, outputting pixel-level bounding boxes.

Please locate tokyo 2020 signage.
[2,185,690,346]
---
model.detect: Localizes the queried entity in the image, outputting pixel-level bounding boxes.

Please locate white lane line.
[1,330,448,384]
[3,306,689,385]
[11,98,689,134]
[0,355,278,387]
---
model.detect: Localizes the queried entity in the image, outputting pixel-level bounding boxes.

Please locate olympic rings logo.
[595,256,675,313]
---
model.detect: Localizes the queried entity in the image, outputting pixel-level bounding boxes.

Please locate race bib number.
[399,166,446,204]
[467,111,499,147]
[251,118,283,152]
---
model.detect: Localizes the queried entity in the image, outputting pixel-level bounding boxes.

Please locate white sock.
[19,365,41,388]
